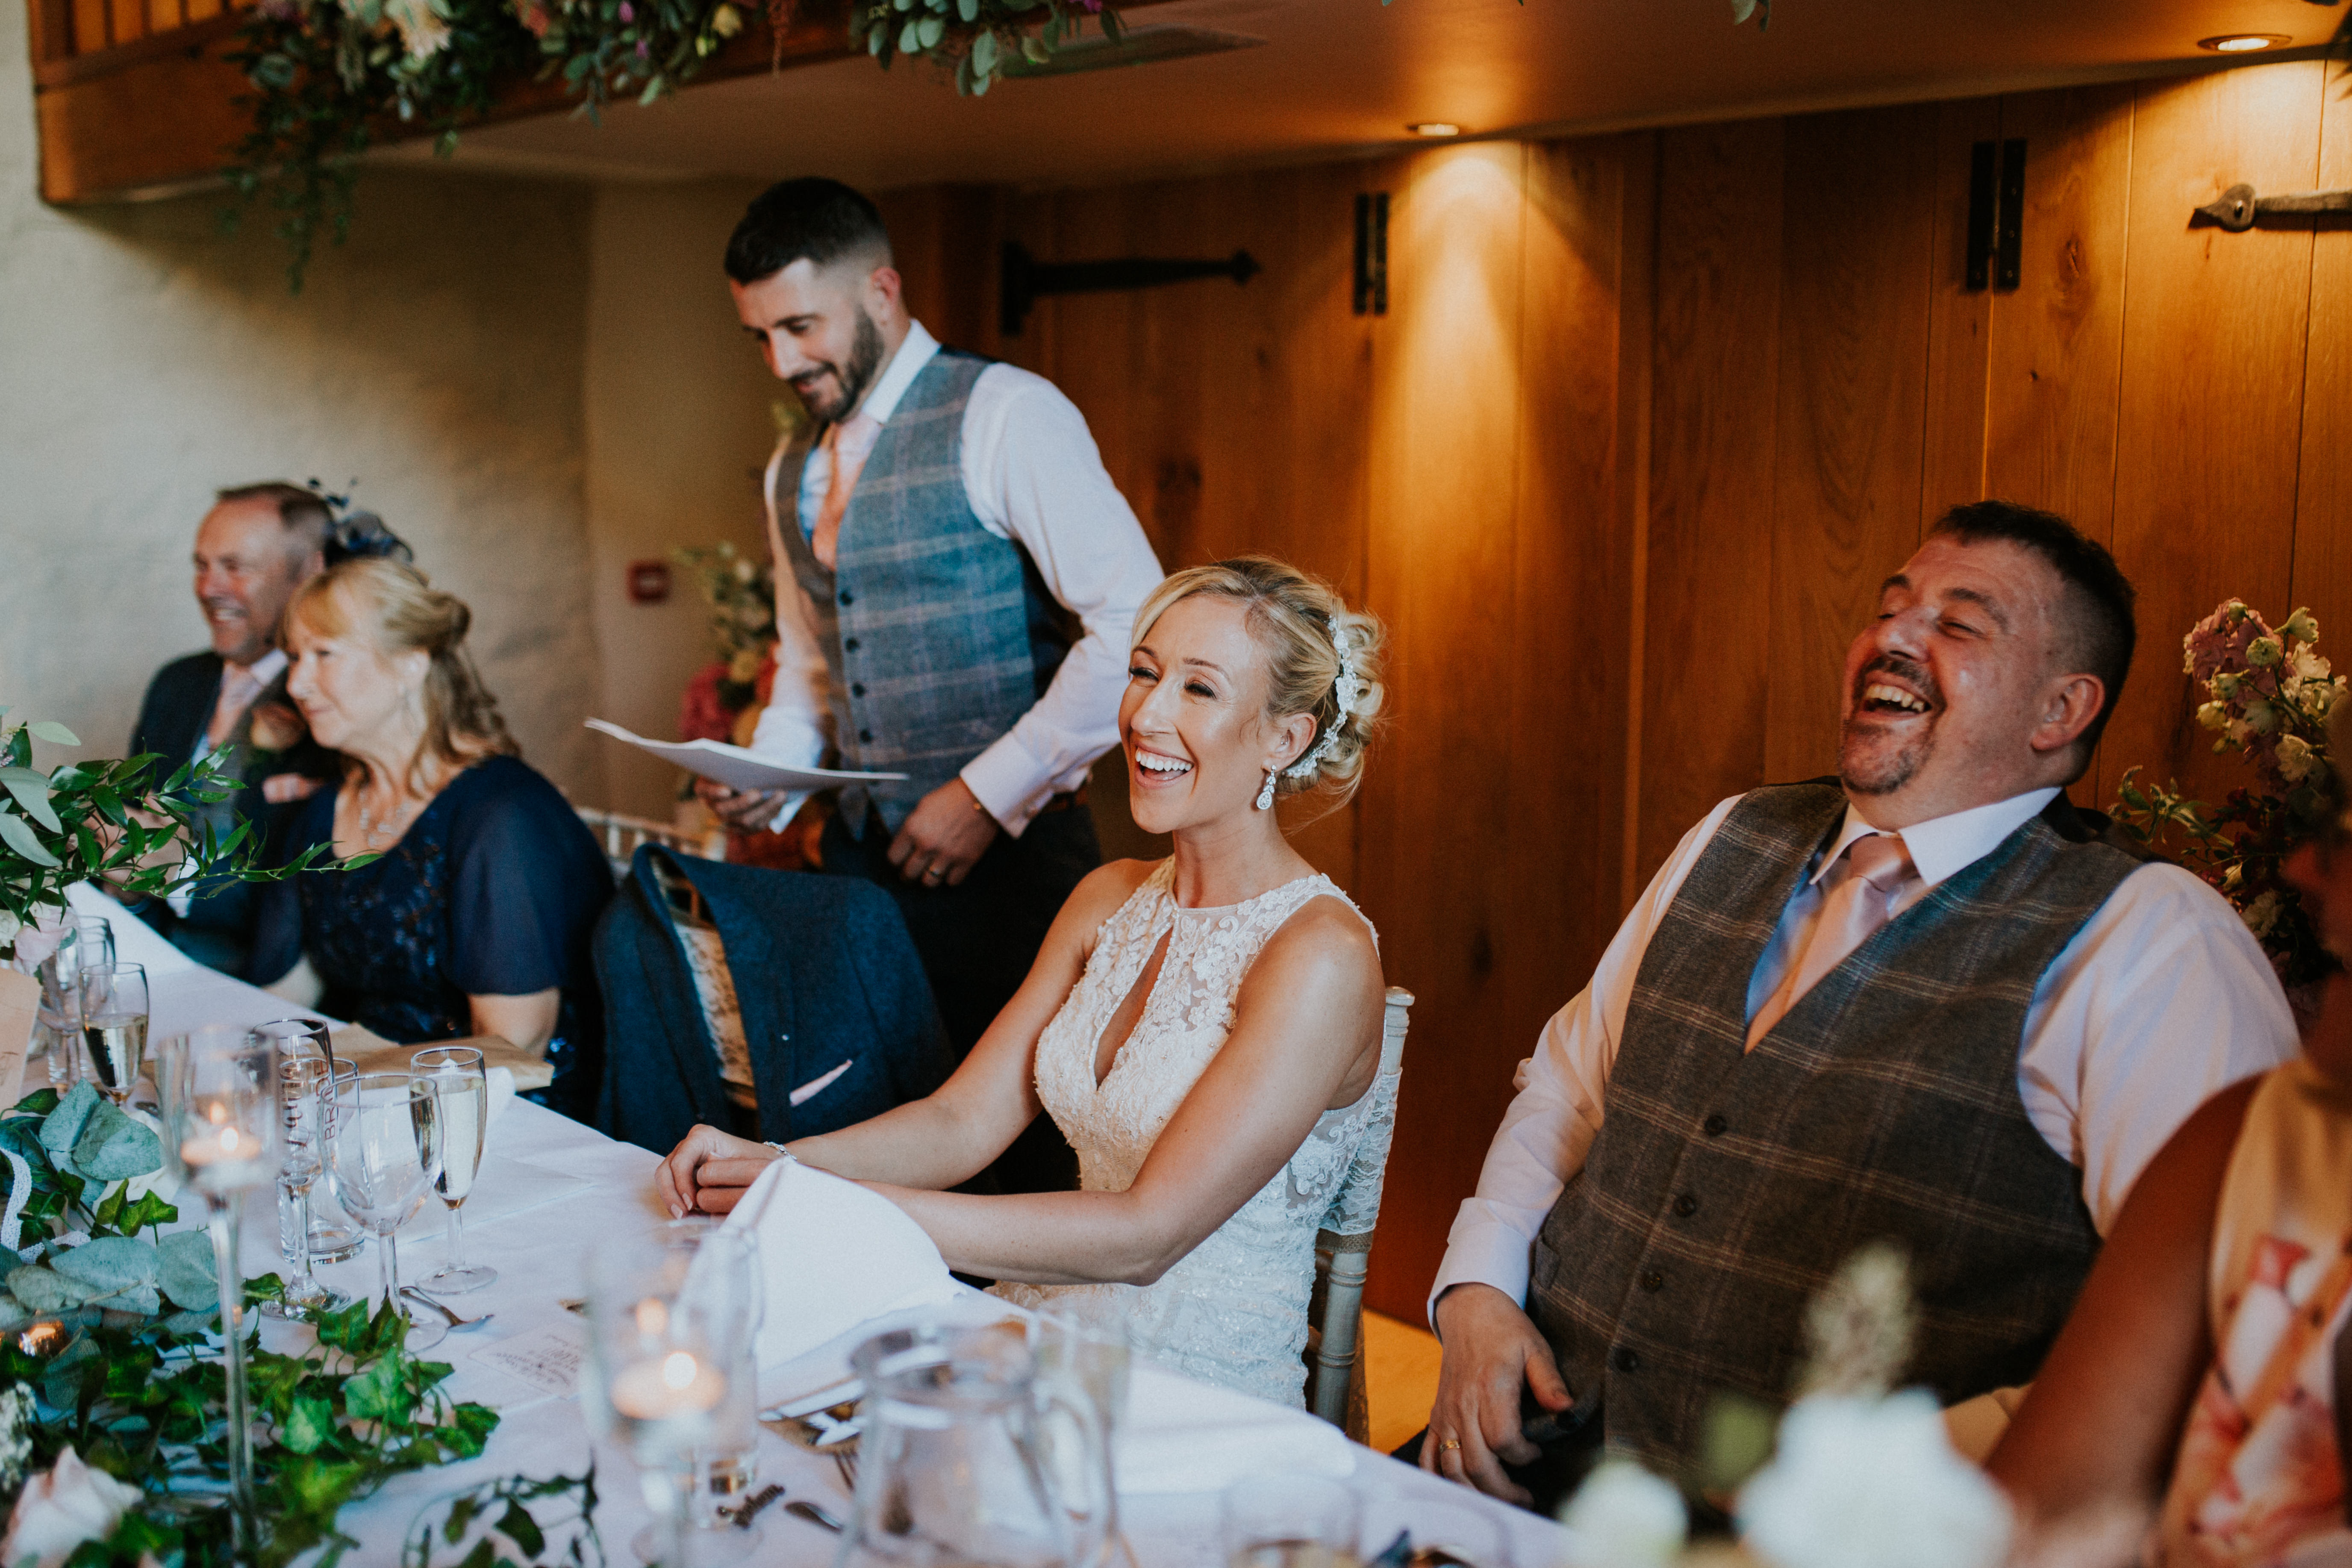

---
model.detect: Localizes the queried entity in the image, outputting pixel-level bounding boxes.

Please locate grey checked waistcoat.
[1527,781,2137,1471]
[773,349,1073,834]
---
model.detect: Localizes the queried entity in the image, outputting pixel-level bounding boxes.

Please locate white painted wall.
[0,0,604,799]
[581,179,779,820]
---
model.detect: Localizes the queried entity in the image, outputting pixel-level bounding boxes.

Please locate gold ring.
[1437,1438,1462,1453]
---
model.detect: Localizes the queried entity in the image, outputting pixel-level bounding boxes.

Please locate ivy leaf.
[158,1230,219,1312]
[26,721,79,746]
[496,1500,547,1557]
[284,1393,338,1454]
[116,1190,179,1237]
[0,810,62,869]
[344,1353,417,1424]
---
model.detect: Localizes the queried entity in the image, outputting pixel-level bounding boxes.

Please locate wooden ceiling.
[391,0,2345,189]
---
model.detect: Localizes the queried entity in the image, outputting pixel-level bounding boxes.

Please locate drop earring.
[1254,770,1277,811]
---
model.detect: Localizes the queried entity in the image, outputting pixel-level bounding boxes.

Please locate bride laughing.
[656,556,1390,1406]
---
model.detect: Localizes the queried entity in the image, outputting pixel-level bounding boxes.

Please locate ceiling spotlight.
[2198,33,2288,51]
[1406,122,1461,138]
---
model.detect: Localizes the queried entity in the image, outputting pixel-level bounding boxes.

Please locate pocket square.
[788,1058,853,1107]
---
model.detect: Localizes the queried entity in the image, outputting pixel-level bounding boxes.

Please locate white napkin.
[721,1157,961,1371]
[1116,1364,1356,1494]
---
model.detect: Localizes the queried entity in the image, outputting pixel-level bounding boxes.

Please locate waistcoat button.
[858,729,873,743]
[1672,1193,1698,1218]
[1640,1271,1664,1293]
[839,590,854,606]
[1611,1347,1640,1373]
[845,637,861,652]
[1703,1114,1728,1137]
[851,683,866,697]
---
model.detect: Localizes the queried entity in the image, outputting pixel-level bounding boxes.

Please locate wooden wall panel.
[1636,122,1784,885]
[1357,142,1531,1320]
[1983,85,2134,541]
[1921,96,2001,521]
[2290,69,2352,685]
[1764,106,1940,783]
[2099,65,2322,811]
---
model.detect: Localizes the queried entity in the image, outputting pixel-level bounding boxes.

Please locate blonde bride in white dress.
[656,557,1389,1407]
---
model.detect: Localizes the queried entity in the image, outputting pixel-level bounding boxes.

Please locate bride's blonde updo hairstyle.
[288,557,519,789]
[1132,556,1386,807]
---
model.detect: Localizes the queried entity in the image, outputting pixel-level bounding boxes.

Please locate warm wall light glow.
[2198,33,2287,51]
[1407,123,1461,138]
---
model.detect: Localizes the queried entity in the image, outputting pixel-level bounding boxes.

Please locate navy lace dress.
[247,756,614,1119]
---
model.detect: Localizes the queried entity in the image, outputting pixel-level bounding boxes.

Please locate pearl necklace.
[355,785,421,848]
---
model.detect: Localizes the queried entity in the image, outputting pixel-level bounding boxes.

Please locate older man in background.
[1416,502,2298,1509]
[128,481,338,970]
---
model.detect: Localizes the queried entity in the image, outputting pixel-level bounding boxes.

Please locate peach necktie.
[812,412,883,571]
[1744,833,1916,1050]
[204,662,265,752]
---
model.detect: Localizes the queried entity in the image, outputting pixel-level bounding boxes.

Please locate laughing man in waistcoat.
[1414,502,2299,1509]
[698,179,1164,1183]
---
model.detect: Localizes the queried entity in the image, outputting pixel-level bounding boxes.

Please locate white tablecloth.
[62,891,1573,1568]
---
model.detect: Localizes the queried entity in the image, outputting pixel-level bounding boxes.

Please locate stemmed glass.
[77,962,148,1105]
[580,1237,740,1568]
[415,1046,496,1293]
[258,1048,350,1321]
[156,1026,283,1554]
[35,918,114,1086]
[328,1072,447,1353]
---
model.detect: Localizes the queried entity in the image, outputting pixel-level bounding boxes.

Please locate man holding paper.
[702,179,1163,1102]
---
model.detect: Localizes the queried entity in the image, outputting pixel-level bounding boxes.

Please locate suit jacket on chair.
[594,844,959,1153]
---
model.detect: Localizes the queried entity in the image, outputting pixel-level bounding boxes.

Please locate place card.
[470,1322,589,1398]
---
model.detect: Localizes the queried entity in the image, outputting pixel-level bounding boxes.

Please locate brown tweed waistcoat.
[1527,781,2137,1471]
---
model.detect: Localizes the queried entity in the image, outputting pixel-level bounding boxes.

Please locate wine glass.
[77,962,147,1105]
[309,1057,366,1264]
[256,1046,349,1321]
[414,1046,495,1293]
[156,1025,283,1554]
[328,1072,447,1353]
[250,1020,362,1269]
[580,1236,739,1568]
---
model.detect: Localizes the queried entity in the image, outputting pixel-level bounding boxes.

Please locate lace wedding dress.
[994,859,1392,1409]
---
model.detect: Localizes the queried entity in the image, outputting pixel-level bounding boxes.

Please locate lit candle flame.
[661,1352,699,1390]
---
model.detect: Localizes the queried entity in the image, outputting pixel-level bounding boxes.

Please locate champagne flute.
[328,1072,447,1353]
[415,1046,495,1293]
[77,962,147,1105]
[156,1026,283,1555]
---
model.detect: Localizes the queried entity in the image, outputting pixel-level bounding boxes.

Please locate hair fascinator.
[309,479,413,566]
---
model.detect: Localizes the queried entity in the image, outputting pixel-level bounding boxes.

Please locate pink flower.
[2186,600,2270,686]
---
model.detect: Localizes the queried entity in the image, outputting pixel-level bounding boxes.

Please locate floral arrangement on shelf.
[2111,599,2349,991]
[1560,1245,2013,1568]
[226,0,1120,286]
[0,1086,600,1568]
[0,709,337,966]
[673,541,777,753]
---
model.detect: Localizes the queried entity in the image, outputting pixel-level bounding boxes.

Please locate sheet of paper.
[469,1321,588,1398]
[584,719,906,794]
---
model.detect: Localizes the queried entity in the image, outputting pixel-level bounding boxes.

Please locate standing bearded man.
[701,178,1163,1186]
[1416,502,2298,1508]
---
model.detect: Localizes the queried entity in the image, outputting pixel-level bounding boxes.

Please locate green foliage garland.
[226,0,1120,288]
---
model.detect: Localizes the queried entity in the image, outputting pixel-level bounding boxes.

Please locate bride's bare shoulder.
[1260,892,1382,989]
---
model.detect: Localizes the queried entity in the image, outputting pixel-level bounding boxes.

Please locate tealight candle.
[609,1348,726,1427]
[178,1109,272,1194]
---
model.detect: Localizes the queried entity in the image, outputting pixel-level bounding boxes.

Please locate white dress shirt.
[748,321,1164,835]
[1429,786,2300,1323]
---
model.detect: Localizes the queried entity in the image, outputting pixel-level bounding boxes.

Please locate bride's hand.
[656,1124,783,1218]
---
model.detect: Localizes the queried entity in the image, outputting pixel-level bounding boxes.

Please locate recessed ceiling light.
[1406,122,1461,138]
[2198,33,2288,51]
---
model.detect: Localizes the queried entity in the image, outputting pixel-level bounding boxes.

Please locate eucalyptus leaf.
[8,1264,94,1313]
[0,810,62,869]
[159,1230,219,1312]
[0,1292,29,1332]
[915,13,943,46]
[26,722,79,746]
[970,26,994,71]
[73,1100,164,1182]
[0,766,61,833]
[898,17,918,51]
[162,1309,213,1335]
[50,1235,160,1294]
[39,1081,100,1165]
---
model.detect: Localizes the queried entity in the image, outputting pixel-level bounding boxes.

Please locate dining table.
[56,884,1575,1568]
